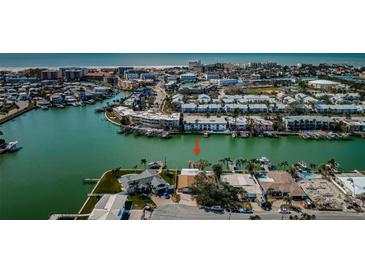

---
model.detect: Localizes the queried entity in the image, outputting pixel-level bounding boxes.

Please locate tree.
[278,161,289,170]
[246,160,258,174]
[140,158,147,169]
[249,215,261,220]
[212,164,223,179]
[191,173,244,209]
[197,159,211,171]
[309,163,317,171]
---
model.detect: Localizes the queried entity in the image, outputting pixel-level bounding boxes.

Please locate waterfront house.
[337,118,365,132]
[119,170,170,196]
[88,194,128,220]
[257,171,307,200]
[221,173,262,201]
[227,116,248,131]
[177,169,200,190]
[183,115,227,131]
[252,117,273,132]
[283,115,336,131]
[50,94,63,105]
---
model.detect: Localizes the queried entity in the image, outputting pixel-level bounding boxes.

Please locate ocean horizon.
[1,53,365,68]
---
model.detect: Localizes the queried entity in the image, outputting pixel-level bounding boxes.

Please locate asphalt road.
[150,204,365,220]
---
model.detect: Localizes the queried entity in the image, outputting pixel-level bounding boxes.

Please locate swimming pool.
[301,173,322,179]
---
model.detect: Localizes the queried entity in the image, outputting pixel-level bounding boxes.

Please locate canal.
[1,94,364,219]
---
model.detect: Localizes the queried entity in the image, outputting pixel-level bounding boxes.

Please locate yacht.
[0,139,18,154]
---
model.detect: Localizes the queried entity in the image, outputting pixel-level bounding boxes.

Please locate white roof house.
[88,194,128,220]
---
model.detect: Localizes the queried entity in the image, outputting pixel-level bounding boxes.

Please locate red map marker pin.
[194,135,200,155]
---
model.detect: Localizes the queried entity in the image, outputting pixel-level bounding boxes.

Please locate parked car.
[278,208,291,214]
[239,208,253,214]
[210,206,224,214]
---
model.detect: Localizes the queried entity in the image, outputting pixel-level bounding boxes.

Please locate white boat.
[0,140,18,154]
[232,133,237,138]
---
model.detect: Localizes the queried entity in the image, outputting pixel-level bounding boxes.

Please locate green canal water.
[1,94,364,219]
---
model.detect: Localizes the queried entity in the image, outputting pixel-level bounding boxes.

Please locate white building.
[183,115,227,131]
[88,194,128,220]
[180,73,196,82]
[308,79,340,90]
[335,172,365,197]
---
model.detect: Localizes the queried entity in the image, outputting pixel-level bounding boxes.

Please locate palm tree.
[212,164,223,180]
[246,160,257,175]
[197,159,211,170]
[140,158,147,169]
[309,163,317,171]
[278,161,289,170]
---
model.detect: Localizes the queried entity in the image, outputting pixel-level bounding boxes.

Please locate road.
[150,204,365,220]
[154,79,167,109]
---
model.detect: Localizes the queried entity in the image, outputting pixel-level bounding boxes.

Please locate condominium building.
[183,115,227,131]
[283,115,336,131]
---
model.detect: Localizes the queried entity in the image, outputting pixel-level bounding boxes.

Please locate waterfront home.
[316,104,360,114]
[251,117,274,132]
[183,115,227,131]
[180,73,196,82]
[119,170,170,196]
[298,177,345,211]
[221,173,262,201]
[181,103,197,113]
[227,116,248,131]
[113,106,180,129]
[257,171,308,200]
[88,194,128,220]
[198,94,211,104]
[337,118,365,132]
[50,94,63,105]
[283,115,335,131]
[64,96,77,105]
[36,99,51,107]
[177,169,200,190]
[224,103,248,113]
[248,104,268,113]
[335,172,365,197]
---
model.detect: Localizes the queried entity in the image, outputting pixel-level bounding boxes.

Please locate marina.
[0,96,365,219]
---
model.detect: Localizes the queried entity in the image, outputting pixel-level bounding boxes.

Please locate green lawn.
[160,169,177,185]
[127,195,156,209]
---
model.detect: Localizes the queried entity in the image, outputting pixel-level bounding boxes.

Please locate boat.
[296,160,309,171]
[41,106,49,111]
[94,107,105,113]
[56,104,65,109]
[203,132,209,137]
[239,131,249,138]
[232,132,237,138]
[147,161,166,169]
[0,139,19,154]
